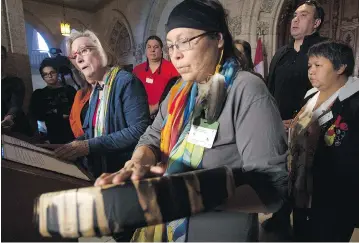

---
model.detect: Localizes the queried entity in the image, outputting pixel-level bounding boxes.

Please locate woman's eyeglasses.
[68,46,96,60]
[166,31,217,56]
[42,71,57,78]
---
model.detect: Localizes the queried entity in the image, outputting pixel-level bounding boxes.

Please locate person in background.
[49,47,81,90]
[54,30,150,181]
[288,40,359,241]
[234,39,265,81]
[29,58,76,144]
[267,0,327,128]
[133,35,179,119]
[95,0,288,241]
[263,0,327,236]
[69,68,92,138]
[1,46,33,136]
[234,39,254,70]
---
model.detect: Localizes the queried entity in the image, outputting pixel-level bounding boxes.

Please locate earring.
[214,49,224,74]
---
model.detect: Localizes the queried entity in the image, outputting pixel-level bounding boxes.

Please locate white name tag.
[318,111,333,126]
[146,78,154,84]
[187,119,219,148]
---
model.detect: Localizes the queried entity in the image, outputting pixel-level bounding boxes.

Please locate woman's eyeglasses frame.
[166,31,218,56]
[68,46,97,60]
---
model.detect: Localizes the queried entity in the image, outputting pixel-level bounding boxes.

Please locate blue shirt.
[81,69,150,177]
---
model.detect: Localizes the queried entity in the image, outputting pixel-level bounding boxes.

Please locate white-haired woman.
[54,30,150,178]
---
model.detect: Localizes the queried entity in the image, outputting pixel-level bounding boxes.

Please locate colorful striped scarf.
[94,67,120,137]
[132,58,238,242]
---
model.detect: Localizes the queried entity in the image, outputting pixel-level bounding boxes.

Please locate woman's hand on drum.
[94,157,165,186]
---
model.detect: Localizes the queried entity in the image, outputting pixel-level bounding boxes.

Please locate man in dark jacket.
[267,0,327,129]
[264,0,327,238]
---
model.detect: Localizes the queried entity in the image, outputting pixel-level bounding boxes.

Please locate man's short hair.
[308,40,355,77]
[301,0,325,31]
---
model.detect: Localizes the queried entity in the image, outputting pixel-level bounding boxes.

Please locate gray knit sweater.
[137,71,288,241]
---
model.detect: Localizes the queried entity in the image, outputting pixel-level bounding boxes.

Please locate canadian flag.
[254,38,264,77]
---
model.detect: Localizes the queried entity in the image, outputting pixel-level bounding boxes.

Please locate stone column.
[1,0,33,113]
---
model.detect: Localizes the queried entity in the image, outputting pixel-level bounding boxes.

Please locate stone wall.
[15,0,357,79]
[318,0,359,77]
[2,0,33,112]
[19,0,293,73]
[91,0,153,66]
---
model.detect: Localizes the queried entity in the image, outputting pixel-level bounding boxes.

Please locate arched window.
[37,32,49,51]
[109,20,131,57]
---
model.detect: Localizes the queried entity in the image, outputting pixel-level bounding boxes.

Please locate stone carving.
[340,0,359,25]
[257,21,269,35]
[320,30,330,38]
[228,16,242,36]
[341,30,356,50]
[331,0,340,38]
[133,42,145,65]
[162,46,169,60]
[278,0,295,25]
[109,20,132,57]
[260,0,276,13]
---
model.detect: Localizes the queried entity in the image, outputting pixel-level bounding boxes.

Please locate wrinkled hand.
[94,159,165,186]
[54,140,89,161]
[1,115,14,128]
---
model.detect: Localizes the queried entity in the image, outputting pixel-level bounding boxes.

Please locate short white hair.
[66,30,117,68]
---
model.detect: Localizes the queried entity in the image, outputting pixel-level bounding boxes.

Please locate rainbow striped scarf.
[132,58,238,242]
[94,67,120,137]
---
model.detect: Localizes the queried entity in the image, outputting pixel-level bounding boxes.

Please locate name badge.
[318,111,333,126]
[146,78,154,84]
[187,119,219,148]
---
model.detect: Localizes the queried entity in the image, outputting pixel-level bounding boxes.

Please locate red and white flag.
[254,38,264,77]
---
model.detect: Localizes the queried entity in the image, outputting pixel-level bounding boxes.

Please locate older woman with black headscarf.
[93,0,288,241]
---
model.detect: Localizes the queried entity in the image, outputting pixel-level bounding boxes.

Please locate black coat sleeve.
[7,77,25,117]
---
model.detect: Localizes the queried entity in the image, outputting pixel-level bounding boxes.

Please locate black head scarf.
[165,0,223,34]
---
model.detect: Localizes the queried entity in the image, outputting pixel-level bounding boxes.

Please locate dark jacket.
[1,76,25,119]
[81,70,150,177]
[295,78,359,241]
[312,78,359,227]
[1,76,32,136]
[267,32,327,119]
[30,85,76,144]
